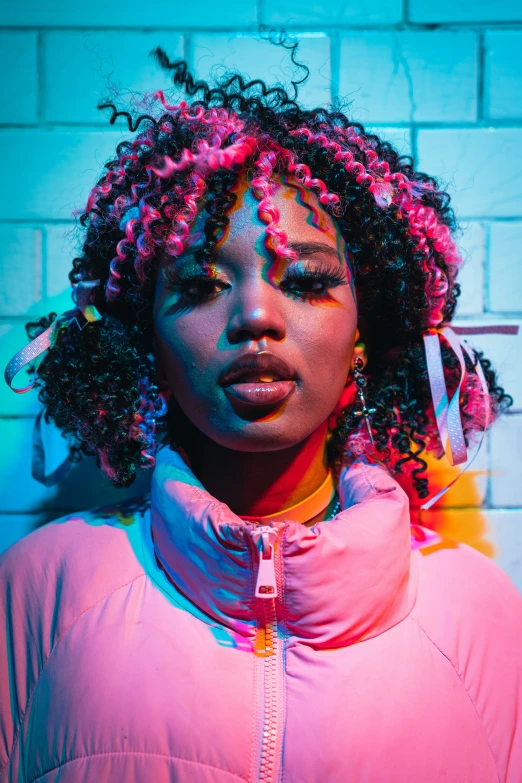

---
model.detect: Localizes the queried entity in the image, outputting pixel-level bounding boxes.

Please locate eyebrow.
[285,241,342,263]
[170,239,343,268]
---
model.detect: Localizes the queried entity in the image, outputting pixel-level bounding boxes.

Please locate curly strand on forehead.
[27,43,511,492]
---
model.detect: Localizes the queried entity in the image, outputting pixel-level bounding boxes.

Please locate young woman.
[1,48,521,782]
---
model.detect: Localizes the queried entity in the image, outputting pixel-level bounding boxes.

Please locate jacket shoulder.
[0,500,148,773]
[411,523,522,624]
[0,499,148,624]
[411,525,522,781]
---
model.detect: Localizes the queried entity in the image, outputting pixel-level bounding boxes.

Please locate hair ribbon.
[421,323,519,510]
[4,280,102,394]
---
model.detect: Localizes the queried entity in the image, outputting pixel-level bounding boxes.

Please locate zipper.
[250,526,283,783]
[253,527,278,599]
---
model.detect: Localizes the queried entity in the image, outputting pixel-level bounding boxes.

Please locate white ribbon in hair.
[420,324,518,510]
[4,280,101,394]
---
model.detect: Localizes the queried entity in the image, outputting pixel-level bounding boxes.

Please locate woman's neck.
[177,421,331,519]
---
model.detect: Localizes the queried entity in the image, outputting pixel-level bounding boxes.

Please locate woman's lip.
[223,380,297,406]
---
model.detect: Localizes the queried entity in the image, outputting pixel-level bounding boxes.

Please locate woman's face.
[153,175,359,453]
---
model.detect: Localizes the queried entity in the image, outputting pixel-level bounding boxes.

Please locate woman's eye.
[165,274,228,301]
[284,278,327,294]
[280,269,348,300]
[163,265,348,303]
[184,280,225,300]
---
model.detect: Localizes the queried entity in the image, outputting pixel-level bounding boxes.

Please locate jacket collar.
[149,445,418,649]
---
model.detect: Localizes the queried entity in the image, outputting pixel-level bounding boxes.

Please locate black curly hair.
[25,37,512,498]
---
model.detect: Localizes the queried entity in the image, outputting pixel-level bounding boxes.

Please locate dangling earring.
[353,355,376,446]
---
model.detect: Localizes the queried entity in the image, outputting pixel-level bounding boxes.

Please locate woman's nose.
[226,278,287,345]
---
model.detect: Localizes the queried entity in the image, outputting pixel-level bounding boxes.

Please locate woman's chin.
[198,413,327,454]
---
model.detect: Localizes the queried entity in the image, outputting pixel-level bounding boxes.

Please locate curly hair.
[26,41,512,497]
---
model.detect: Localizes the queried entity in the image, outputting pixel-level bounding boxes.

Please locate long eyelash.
[161,266,219,295]
[282,266,347,287]
[161,263,349,302]
[280,264,349,299]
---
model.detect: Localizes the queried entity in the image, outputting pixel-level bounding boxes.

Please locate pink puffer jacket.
[1,446,522,782]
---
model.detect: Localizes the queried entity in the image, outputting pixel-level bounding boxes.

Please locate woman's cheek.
[166,342,220,408]
[298,313,354,372]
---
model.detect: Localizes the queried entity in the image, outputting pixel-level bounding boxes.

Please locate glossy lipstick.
[219,352,298,408]
[224,379,296,406]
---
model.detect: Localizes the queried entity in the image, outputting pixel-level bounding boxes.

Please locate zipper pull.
[251,526,278,599]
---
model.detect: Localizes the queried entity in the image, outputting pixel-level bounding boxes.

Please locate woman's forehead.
[183,174,347,261]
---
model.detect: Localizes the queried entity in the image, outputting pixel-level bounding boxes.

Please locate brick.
[0,130,123,221]
[0,419,56,512]
[453,221,485,317]
[44,32,183,125]
[339,31,477,124]
[482,510,522,595]
[485,32,522,122]
[261,0,402,25]
[488,222,522,314]
[409,0,522,23]
[417,129,522,219]
[490,414,522,507]
[192,33,331,111]
[451,317,522,410]
[46,224,81,312]
[0,32,38,125]
[365,126,412,157]
[0,514,53,555]
[0,226,42,316]
[0,0,256,27]
[485,32,522,121]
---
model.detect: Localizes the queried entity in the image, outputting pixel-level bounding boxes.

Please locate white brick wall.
[0,1,521,592]
[490,416,522,507]
[416,129,522,218]
[339,31,478,124]
[262,0,403,26]
[0,1,257,27]
[0,130,124,219]
[0,32,38,124]
[489,222,522,312]
[453,222,486,316]
[192,33,332,110]
[43,32,184,124]
[484,31,522,120]
[409,0,522,23]
[0,227,42,316]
